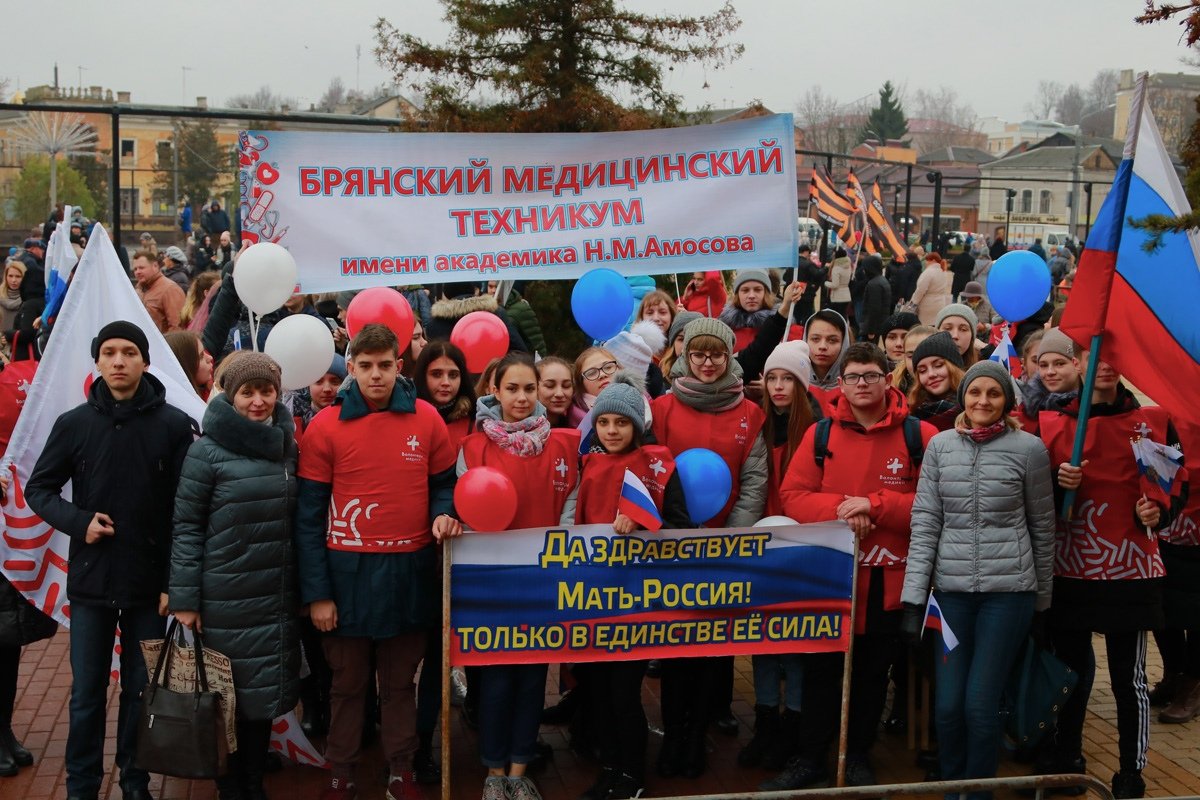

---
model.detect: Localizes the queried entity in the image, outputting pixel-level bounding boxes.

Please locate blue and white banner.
[238,115,799,292]
[450,521,852,666]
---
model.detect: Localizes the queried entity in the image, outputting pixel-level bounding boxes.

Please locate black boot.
[0,740,16,778]
[240,744,269,800]
[0,727,31,768]
[762,707,801,771]
[542,688,580,725]
[681,715,707,779]
[215,750,245,800]
[656,724,683,778]
[737,705,779,768]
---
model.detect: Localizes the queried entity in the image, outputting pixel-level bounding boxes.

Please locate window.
[1020,189,1033,214]
[150,197,174,217]
[119,188,139,216]
[120,138,136,162]
[1039,190,1052,215]
[156,140,173,168]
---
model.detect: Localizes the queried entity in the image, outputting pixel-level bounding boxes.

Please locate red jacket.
[1041,394,1175,580]
[445,416,473,454]
[779,388,936,630]
[1164,420,1200,546]
[575,446,675,526]
[650,393,766,527]
[680,271,727,318]
[459,428,581,529]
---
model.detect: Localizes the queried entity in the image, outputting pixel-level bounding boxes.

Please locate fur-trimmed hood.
[431,294,498,320]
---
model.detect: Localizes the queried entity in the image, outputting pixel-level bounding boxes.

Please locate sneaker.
[412,749,441,785]
[320,776,359,800]
[386,772,423,800]
[579,767,618,800]
[507,776,543,800]
[451,667,469,707]
[758,756,829,791]
[608,772,644,800]
[482,776,509,800]
[845,755,877,787]
[1112,770,1145,800]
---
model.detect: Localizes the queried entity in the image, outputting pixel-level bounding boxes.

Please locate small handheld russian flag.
[988,326,1022,378]
[617,468,663,532]
[1131,435,1185,507]
[923,592,959,654]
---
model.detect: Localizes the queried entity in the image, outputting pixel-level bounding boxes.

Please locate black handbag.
[134,619,229,778]
[0,578,59,647]
[1002,636,1078,749]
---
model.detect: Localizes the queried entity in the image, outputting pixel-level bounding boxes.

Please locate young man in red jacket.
[763,342,935,790]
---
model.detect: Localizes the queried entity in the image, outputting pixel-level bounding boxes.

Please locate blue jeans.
[934,591,1034,799]
[751,654,803,711]
[477,663,547,769]
[67,602,165,797]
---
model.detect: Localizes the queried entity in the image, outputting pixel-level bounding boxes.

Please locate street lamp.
[1005,188,1017,250]
[926,171,943,253]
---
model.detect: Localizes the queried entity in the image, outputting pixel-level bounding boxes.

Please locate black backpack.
[812,415,925,470]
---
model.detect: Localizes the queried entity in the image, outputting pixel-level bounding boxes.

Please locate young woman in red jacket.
[456,353,581,800]
[650,317,768,778]
[560,372,689,800]
[414,341,476,453]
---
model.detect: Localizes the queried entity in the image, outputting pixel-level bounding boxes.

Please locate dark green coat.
[169,395,300,721]
[504,291,547,357]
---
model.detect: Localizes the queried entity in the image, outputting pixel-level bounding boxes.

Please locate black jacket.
[862,275,893,337]
[949,251,975,297]
[26,374,195,608]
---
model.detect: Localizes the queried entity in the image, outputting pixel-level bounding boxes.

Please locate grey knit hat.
[667,311,702,345]
[221,352,282,398]
[958,360,1016,413]
[1037,327,1075,360]
[163,245,187,265]
[935,303,979,334]
[912,331,964,371]
[591,371,646,434]
[732,269,771,295]
[682,316,735,354]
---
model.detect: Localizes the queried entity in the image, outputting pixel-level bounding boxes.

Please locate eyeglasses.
[688,351,728,366]
[582,360,619,381]
[841,372,887,385]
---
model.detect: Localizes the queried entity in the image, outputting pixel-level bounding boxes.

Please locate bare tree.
[910,86,980,153]
[1086,68,1119,109]
[1056,83,1087,125]
[316,77,348,112]
[1025,80,1064,119]
[226,85,297,111]
[795,86,869,155]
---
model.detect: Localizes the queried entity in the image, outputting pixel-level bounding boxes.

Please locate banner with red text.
[238,115,799,292]
[449,522,853,666]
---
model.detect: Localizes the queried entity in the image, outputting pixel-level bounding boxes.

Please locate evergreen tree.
[860,80,908,144]
[153,119,227,216]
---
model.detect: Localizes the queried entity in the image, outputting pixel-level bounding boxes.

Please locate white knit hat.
[604,320,666,378]
[763,341,812,390]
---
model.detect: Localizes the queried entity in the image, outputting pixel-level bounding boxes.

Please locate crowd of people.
[0,221,1193,800]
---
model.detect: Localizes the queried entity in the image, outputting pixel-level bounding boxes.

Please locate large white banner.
[238,114,799,292]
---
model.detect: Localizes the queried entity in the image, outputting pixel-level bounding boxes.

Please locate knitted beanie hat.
[605,324,657,378]
[912,331,964,371]
[682,316,735,354]
[92,320,150,363]
[732,269,771,295]
[883,311,921,334]
[591,371,647,434]
[763,340,812,391]
[958,360,1016,413]
[935,303,979,333]
[667,311,702,345]
[221,352,282,398]
[326,353,347,380]
[1037,328,1075,360]
[163,245,187,265]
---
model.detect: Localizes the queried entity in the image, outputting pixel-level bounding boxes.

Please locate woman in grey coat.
[900,360,1056,798]
[169,353,300,800]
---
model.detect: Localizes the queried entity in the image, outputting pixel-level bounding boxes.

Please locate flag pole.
[1060,336,1104,518]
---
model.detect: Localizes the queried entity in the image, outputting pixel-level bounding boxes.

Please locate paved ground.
[3,630,1198,799]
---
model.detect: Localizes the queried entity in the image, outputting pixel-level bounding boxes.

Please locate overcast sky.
[6,0,1195,124]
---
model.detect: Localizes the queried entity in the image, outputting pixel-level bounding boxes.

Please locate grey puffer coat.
[902,423,1056,610]
[169,395,300,721]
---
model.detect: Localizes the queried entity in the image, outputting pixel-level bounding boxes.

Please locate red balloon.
[453,466,518,532]
[345,288,415,344]
[451,311,510,373]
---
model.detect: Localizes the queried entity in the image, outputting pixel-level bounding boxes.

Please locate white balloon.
[235,242,297,316]
[264,315,335,391]
[754,515,799,527]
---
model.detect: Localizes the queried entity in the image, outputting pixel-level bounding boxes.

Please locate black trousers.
[1154,628,1200,678]
[0,645,17,721]
[587,660,648,780]
[1051,629,1149,773]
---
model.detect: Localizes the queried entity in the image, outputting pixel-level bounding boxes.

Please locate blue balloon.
[675,448,733,525]
[987,251,1053,322]
[571,268,635,341]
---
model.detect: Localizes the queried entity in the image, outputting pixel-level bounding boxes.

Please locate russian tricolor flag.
[618,469,663,531]
[1131,436,1186,506]
[1060,72,1200,426]
[989,326,1021,378]
[923,592,959,654]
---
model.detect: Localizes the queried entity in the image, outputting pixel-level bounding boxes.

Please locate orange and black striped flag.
[808,165,854,229]
[839,169,870,245]
[866,180,908,262]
